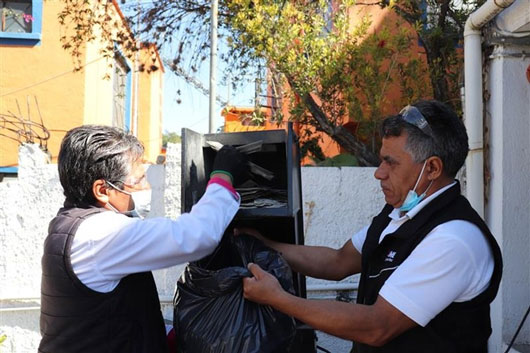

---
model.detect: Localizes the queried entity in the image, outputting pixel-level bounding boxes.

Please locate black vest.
[354,182,503,353]
[39,207,168,353]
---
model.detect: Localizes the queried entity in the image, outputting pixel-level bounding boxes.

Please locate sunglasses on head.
[399,105,435,139]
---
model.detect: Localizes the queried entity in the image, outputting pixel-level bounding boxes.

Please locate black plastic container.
[181,123,316,353]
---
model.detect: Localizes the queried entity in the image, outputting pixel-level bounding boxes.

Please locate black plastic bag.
[173,233,297,353]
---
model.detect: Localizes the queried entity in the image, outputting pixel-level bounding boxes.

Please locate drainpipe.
[464,0,516,217]
[464,2,517,352]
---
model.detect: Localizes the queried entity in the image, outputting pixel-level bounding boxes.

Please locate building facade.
[0,0,164,172]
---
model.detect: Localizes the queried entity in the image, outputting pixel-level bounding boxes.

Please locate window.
[0,0,42,45]
[1,0,32,33]
[112,54,131,131]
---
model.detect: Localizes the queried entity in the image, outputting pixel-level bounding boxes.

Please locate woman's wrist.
[210,170,233,184]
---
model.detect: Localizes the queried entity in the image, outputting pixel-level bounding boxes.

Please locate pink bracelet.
[208,177,240,201]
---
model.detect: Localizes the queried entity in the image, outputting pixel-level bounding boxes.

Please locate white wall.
[0,144,64,352]
[147,143,188,320]
[302,167,383,352]
[0,143,382,352]
[485,32,530,350]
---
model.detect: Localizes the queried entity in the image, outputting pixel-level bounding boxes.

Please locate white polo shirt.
[71,183,239,293]
[352,182,494,326]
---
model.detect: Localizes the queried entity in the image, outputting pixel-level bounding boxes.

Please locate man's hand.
[234,227,267,242]
[243,263,286,306]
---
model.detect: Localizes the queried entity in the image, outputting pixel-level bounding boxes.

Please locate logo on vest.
[385,250,397,262]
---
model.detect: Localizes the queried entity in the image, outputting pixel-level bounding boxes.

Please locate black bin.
[180,122,317,353]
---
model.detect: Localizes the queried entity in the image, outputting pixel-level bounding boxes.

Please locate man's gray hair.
[58,125,144,206]
[381,100,469,177]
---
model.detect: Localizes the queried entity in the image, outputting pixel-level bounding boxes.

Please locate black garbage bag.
[173,233,297,353]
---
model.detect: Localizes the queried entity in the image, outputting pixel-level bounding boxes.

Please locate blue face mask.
[399,160,433,212]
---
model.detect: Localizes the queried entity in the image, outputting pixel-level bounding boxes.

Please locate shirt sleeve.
[351,225,370,253]
[72,183,240,292]
[378,220,494,327]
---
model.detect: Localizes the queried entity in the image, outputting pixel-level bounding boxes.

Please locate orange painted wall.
[0,0,163,168]
[137,46,164,163]
[0,1,86,166]
[223,107,268,132]
[345,5,431,123]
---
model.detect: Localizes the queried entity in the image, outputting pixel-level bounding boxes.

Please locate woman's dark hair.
[381,100,469,177]
[58,125,144,206]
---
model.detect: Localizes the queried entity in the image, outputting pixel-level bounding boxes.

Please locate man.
[39,125,248,353]
[241,100,502,353]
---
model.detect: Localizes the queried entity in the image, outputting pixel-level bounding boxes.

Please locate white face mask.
[106,181,152,219]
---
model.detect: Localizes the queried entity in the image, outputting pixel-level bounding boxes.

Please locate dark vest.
[354,182,503,353]
[39,207,168,353]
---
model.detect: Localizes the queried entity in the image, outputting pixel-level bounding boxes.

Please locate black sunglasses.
[399,105,435,139]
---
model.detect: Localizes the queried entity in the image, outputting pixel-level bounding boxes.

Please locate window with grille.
[0,0,41,44]
[1,0,32,33]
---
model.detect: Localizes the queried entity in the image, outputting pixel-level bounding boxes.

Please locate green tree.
[58,0,476,165]
[162,131,181,148]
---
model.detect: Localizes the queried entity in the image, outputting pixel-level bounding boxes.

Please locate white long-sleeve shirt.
[71,183,239,293]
